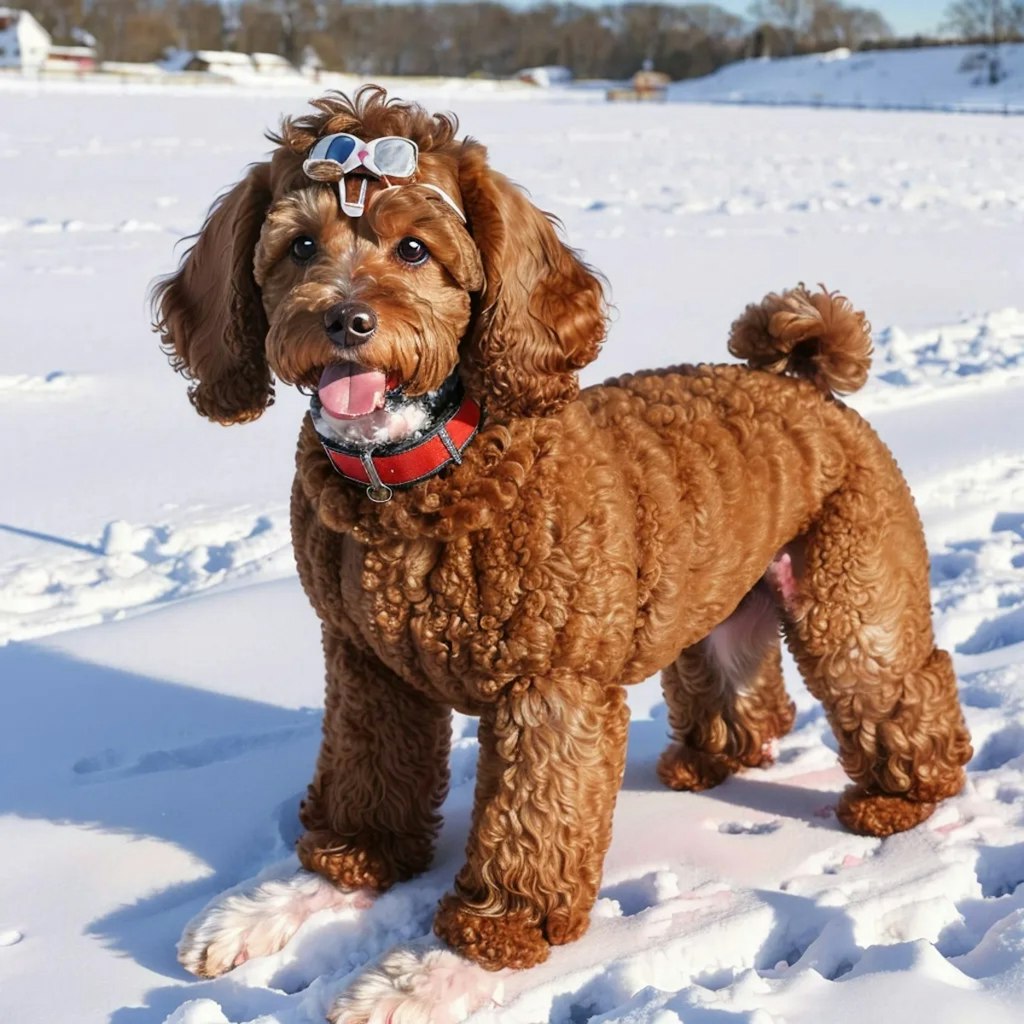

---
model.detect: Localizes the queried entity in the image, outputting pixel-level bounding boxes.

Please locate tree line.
[20,0,1024,80]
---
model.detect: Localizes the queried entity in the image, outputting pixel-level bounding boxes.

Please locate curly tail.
[728,284,872,396]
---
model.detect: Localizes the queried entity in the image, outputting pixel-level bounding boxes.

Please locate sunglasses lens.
[373,138,417,177]
[324,135,357,163]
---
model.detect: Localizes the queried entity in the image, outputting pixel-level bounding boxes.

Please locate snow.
[669,43,1024,114]
[1,56,1023,1024]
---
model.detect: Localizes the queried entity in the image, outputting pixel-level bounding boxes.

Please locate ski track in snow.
[0,370,84,393]
[0,508,294,645]
[857,308,1024,412]
[71,721,322,782]
[514,119,1024,237]
[552,154,1024,221]
[922,455,1024,665]
[0,215,169,235]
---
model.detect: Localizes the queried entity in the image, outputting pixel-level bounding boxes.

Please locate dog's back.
[574,284,879,679]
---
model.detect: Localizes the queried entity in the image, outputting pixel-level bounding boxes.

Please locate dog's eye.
[396,237,429,266]
[290,235,318,263]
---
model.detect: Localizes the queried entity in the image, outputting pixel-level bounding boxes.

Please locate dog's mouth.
[317,363,398,421]
[310,366,462,451]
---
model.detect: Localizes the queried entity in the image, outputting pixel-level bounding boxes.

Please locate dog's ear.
[458,142,606,419]
[153,163,275,424]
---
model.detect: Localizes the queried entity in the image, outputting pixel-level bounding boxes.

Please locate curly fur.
[153,162,277,423]
[157,87,972,984]
[728,283,873,395]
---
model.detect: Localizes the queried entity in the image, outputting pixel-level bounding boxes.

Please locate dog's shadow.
[2,633,846,1023]
[0,640,318,978]
[622,710,842,825]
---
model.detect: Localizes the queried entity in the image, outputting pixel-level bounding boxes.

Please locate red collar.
[314,392,481,502]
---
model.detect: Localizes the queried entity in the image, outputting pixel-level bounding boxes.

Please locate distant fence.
[0,66,547,96]
[0,66,224,87]
[670,93,1024,117]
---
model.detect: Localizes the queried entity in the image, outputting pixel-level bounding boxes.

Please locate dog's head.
[154,87,606,436]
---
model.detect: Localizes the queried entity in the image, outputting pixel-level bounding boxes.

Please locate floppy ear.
[153,163,275,424]
[458,142,606,419]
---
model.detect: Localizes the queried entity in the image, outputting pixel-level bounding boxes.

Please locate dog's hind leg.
[781,452,973,837]
[297,629,452,890]
[657,584,796,792]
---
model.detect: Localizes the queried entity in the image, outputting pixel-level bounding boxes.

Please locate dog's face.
[154,87,607,434]
[252,174,483,443]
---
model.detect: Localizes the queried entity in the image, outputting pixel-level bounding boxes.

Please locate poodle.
[155,86,972,1016]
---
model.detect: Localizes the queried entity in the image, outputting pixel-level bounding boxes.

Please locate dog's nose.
[324,302,378,347]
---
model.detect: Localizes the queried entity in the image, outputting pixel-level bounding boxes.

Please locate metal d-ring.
[360,452,393,503]
[366,484,393,503]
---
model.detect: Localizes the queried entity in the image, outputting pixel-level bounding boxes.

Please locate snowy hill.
[669,43,1024,113]
[1,79,1023,1024]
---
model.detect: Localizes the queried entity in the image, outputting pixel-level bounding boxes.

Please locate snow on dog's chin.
[313,400,431,449]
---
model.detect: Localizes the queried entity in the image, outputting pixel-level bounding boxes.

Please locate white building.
[161,48,300,81]
[0,7,51,71]
[250,52,298,77]
[186,50,253,77]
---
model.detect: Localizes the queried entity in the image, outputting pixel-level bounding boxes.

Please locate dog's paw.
[836,787,936,837]
[297,828,419,891]
[327,946,503,1024]
[433,895,550,970]
[178,859,373,978]
[656,744,738,791]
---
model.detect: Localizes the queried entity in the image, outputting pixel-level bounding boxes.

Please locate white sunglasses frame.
[302,132,467,224]
[302,133,419,181]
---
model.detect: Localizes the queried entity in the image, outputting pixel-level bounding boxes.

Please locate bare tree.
[29,0,838,80]
[166,0,225,51]
[944,0,1024,41]
[234,1,283,56]
[807,0,891,48]
[22,0,85,42]
[944,0,1024,83]
[676,3,745,40]
[748,0,812,53]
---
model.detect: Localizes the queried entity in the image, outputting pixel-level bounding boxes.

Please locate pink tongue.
[318,364,388,420]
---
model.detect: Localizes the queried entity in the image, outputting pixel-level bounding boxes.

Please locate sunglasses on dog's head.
[302,132,466,223]
[303,133,420,182]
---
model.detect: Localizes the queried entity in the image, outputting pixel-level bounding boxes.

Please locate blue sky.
[714,1,943,38]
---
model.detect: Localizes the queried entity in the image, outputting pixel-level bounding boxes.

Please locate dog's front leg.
[298,629,452,891]
[434,675,630,970]
[178,634,450,979]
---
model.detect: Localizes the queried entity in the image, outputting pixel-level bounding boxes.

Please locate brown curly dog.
[156,87,972,976]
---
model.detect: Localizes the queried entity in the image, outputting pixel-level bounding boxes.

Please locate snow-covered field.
[1,76,1023,1024]
[669,42,1024,113]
